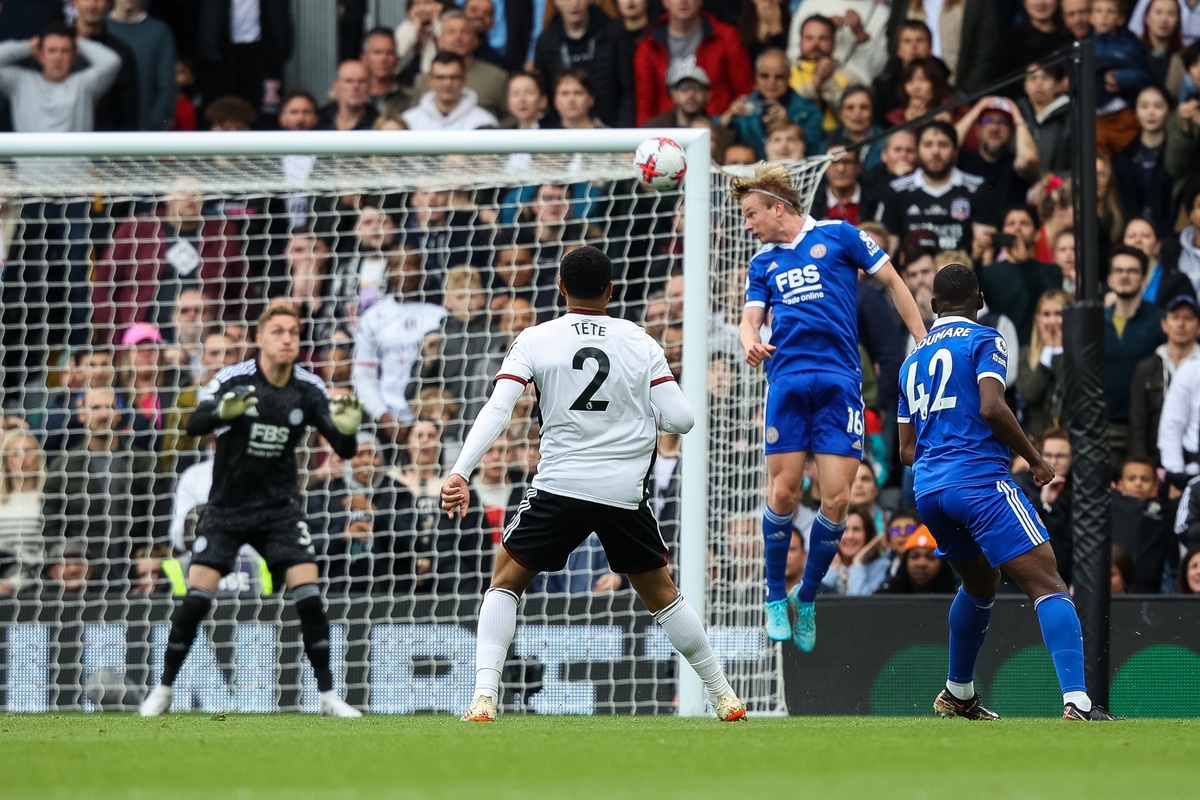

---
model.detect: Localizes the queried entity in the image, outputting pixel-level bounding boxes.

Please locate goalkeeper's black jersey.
[187,359,357,524]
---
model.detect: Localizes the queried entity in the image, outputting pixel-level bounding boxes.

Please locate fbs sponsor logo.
[248,422,290,457]
[858,229,880,256]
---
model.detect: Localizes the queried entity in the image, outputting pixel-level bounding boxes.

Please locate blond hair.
[412,387,461,422]
[1028,289,1072,371]
[256,303,301,333]
[935,250,972,270]
[444,264,483,292]
[0,430,45,503]
[729,163,803,215]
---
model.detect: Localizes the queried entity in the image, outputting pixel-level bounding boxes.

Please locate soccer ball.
[633,137,687,191]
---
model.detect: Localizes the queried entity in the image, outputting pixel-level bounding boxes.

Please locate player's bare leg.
[139,564,222,717]
[935,554,1002,720]
[285,563,361,717]
[763,451,806,642]
[626,567,745,721]
[1003,544,1121,721]
[791,453,860,652]
[464,548,539,721]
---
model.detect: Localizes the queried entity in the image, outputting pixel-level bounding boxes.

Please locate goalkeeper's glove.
[216,385,257,420]
[331,396,364,436]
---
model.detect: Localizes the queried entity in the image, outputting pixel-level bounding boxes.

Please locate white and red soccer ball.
[633,137,687,191]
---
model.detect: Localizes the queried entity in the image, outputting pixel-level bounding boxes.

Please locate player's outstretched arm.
[740,305,775,367]
[875,261,928,341]
[650,380,695,434]
[979,377,1054,486]
[441,378,525,518]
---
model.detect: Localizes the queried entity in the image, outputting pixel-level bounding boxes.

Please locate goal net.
[0,132,831,716]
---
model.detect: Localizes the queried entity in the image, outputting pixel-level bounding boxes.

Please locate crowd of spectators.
[3,0,1200,603]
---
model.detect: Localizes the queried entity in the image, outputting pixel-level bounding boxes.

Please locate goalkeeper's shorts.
[191,515,316,576]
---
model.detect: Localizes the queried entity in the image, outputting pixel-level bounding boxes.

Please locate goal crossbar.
[0,129,711,158]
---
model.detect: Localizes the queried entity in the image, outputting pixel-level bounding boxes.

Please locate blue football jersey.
[898,316,1012,497]
[745,217,889,383]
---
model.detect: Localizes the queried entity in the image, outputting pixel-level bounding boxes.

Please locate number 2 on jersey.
[905,348,958,420]
[569,347,610,411]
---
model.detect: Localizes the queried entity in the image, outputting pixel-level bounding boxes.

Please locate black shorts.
[191,514,317,576]
[502,488,669,575]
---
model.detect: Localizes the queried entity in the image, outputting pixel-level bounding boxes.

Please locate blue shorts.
[916,480,1048,567]
[763,371,864,457]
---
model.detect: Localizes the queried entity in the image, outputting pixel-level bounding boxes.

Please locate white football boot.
[461,695,498,722]
[713,691,747,722]
[138,685,173,717]
[319,691,363,717]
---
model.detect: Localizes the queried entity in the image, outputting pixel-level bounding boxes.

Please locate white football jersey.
[352,296,446,424]
[497,312,675,509]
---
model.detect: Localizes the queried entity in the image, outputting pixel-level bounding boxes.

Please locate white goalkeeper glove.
[331,396,364,436]
[216,385,257,421]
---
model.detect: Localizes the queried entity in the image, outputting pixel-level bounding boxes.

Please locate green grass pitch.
[4,713,1198,799]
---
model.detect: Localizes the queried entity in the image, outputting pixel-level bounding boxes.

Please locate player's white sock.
[473,587,519,702]
[653,595,732,698]
[947,680,974,701]
[1063,691,1092,712]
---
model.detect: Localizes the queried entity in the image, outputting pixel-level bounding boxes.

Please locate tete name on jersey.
[570,320,607,336]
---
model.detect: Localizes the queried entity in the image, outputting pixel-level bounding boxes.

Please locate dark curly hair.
[932,262,978,307]
[559,246,612,300]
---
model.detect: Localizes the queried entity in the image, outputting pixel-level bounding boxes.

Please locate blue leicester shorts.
[763,370,864,458]
[916,480,1048,567]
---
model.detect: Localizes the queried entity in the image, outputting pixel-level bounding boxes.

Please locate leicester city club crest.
[765,427,779,444]
[809,244,827,259]
[289,408,304,426]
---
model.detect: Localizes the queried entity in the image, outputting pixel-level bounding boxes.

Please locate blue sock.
[947,589,994,684]
[797,511,845,603]
[1035,592,1087,694]
[762,506,793,603]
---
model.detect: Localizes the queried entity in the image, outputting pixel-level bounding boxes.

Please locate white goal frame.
[0,128,717,717]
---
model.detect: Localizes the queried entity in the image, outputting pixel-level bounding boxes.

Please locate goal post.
[0,129,832,717]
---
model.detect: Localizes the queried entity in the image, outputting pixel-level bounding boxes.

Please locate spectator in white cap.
[639,63,736,159]
[633,0,752,125]
[645,63,713,128]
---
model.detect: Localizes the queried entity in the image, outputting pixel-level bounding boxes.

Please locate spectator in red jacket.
[633,0,752,125]
[92,186,250,346]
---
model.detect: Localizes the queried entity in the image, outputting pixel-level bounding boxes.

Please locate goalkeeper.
[140,306,363,718]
